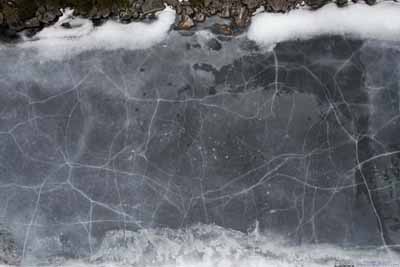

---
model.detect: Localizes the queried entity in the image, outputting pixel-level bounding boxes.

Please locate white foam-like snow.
[18,224,400,267]
[248,2,400,47]
[19,7,176,60]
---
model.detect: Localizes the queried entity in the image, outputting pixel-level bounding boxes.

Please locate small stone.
[61,22,72,29]
[336,0,348,7]
[99,8,111,18]
[39,9,58,24]
[6,1,16,7]
[119,10,132,22]
[141,0,165,14]
[214,23,232,35]
[175,5,183,15]
[185,6,194,16]
[88,7,99,19]
[178,14,195,30]
[146,13,157,20]
[37,6,46,15]
[243,0,261,10]
[132,11,140,19]
[305,0,329,9]
[208,7,217,15]
[230,6,240,17]
[166,0,179,6]
[266,0,290,12]
[204,0,213,7]
[193,12,206,22]
[364,0,376,5]
[24,17,40,28]
[135,0,144,10]
[233,7,249,28]
[219,4,230,18]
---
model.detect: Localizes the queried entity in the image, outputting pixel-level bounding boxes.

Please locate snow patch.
[19,7,176,60]
[248,2,400,47]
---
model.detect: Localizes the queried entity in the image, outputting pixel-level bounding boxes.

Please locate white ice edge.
[3,2,399,61]
[18,6,176,60]
[248,2,400,46]
[14,224,400,267]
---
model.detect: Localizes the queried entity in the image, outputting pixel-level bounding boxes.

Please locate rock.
[131,11,140,19]
[134,0,144,10]
[42,11,58,24]
[24,17,40,28]
[266,0,300,12]
[35,6,61,25]
[165,0,179,6]
[61,22,72,29]
[233,6,249,28]
[364,0,376,5]
[207,7,217,15]
[213,23,233,35]
[178,14,195,30]
[336,0,348,6]
[243,0,261,10]
[35,6,46,17]
[5,1,16,8]
[0,225,19,266]
[119,10,132,22]
[184,6,195,16]
[175,4,183,15]
[88,6,100,19]
[304,0,330,9]
[141,0,165,15]
[219,4,230,18]
[230,5,240,17]
[99,7,111,18]
[193,12,206,22]
[204,0,213,7]
[3,6,23,31]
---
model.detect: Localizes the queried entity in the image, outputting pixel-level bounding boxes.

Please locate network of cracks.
[0,33,400,263]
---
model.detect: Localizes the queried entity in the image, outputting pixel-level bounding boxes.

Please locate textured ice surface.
[1,10,400,267]
[20,224,400,267]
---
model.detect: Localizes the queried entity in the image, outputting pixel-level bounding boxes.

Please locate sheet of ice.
[18,7,176,60]
[248,2,400,46]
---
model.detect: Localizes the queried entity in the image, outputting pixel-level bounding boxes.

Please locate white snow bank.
[20,7,176,60]
[248,2,400,47]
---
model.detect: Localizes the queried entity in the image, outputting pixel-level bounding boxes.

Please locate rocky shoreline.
[0,0,385,39]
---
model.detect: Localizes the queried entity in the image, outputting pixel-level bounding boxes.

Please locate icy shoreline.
[10,224,400,267]
[2,2,399,60]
